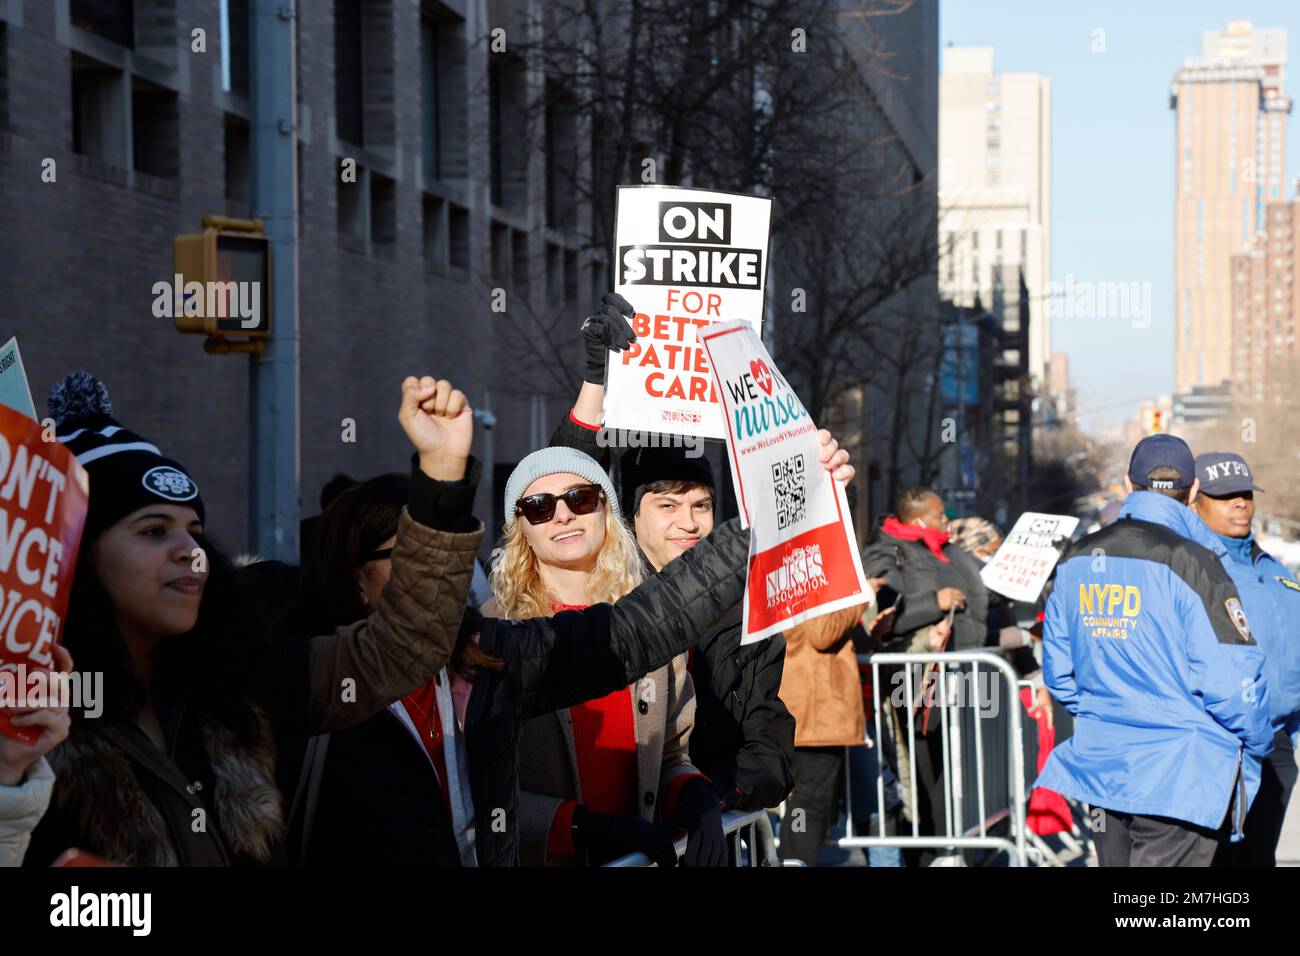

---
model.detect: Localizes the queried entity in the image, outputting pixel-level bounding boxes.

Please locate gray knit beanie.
[503,446,620,529]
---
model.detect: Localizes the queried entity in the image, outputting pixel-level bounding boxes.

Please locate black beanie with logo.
[48,371,205,545]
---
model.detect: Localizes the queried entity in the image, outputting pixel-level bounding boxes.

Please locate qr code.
[772,454,807,530]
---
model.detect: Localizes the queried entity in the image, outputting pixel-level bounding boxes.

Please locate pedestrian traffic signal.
[171,216,271,340]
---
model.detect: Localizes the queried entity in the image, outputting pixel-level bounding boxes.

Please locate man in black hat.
[547,295,797,851]
[1194,451,1300,866]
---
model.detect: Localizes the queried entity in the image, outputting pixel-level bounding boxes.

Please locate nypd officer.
[1036,434,1274,866]
[1193,452,1300,866]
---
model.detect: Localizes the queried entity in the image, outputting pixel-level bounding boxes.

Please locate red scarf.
[882,516,951,563]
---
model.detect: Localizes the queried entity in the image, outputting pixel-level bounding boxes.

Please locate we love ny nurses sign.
[603,185,772,440]
[700,321,868,643]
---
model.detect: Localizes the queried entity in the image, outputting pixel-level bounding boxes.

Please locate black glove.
[571,804,676,868]
[672,777,727,867]
[1050,534,1071,558]
[580,292,638,385]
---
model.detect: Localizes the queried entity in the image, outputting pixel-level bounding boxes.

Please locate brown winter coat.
[30,510,482,867]
[779,603,870,747]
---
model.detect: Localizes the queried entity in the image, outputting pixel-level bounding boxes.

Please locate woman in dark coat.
[25,373,483,866]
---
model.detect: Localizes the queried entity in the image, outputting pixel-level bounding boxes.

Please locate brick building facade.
[0,0,594,552]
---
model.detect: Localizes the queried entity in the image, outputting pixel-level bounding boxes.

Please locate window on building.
[335,0,365,146]
[421,4,467,184]
[447,203,469,270]
[370,171,397,251]
[71,0,135,48]
[564,249,578,305]
[488,53,527,212]
[0,22,8,129]
[221,0,250,97]
[490,221,510,282]
[545,83,579,231]
[337,159,366,242]
[512,229,529,296]
[333,0,396,151]
[71,53,127,168]
[423,194,447,268]
[132,76,179,179]
[224,113,250,206]
[546,244,563,300]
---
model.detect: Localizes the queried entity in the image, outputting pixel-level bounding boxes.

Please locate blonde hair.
[489,501,644,618]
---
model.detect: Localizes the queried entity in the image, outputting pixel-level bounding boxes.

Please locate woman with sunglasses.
[486,447,725,867]
[279,447,757,866]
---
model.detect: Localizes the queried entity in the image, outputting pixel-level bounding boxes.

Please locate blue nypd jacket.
[1035,492,1274,837]
[1217,532,1300,740]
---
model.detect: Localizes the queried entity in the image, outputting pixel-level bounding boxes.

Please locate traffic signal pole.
[248,1,300,561]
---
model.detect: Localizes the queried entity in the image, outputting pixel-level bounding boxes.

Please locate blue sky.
[940,0,1300,431]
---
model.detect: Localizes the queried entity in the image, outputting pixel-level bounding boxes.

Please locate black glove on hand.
[571,804,677,868]
[580,292,638,385]
[672,777,727,867]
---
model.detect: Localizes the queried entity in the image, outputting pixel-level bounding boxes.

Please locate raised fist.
[398,377,473,481]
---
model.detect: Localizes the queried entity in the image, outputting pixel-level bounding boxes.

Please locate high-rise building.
[939,46,1051,388]
[1046,350,1074,419]
[1229,195,1299,402]
[1171,20,1291,395]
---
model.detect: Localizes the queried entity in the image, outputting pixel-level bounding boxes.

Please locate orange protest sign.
[0,405,89,744]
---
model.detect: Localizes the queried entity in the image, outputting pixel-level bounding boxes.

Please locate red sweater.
[544,601,707,859]
[546,602,639,858]
[401,680,451,808]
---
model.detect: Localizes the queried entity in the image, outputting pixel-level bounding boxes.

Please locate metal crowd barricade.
[603,808,778,867]
[838,650,1032,866]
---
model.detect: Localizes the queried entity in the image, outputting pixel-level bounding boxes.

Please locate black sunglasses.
[516,484,604,525]
[359,547,393,564]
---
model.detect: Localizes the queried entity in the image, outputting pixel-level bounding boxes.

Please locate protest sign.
[980,512,1080,603]
[604,185,773,440]
[0,405,89,743]
[700,320,868,643]
[0,338,37,420]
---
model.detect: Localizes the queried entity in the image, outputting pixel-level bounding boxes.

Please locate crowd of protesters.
[1,294,1297,869]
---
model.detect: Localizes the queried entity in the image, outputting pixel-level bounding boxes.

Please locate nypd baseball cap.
[1128,434,1195,489]
[1195,451,1264,497]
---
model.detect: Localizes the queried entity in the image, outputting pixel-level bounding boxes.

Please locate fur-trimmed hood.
[43,704,285,867]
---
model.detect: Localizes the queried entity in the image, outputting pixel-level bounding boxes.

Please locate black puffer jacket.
[689,605,794,811]
[299,513,752,867]
[860,522,995,652]
[548,414,794,812]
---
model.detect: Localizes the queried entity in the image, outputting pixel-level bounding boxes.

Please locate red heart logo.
[750,359,774,395]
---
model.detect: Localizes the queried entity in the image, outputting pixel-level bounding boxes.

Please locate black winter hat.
[618,445,715,518]
[48,371,205,545]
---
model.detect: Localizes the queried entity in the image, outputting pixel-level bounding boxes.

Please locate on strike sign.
[604,185,772,440]
[980,512,1079,603]
[0,405,89,743]
[700,321,868,643]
